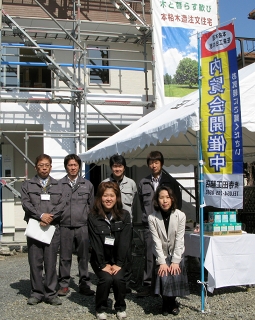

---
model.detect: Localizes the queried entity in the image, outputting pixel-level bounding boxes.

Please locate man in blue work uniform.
[21,154,64,306]
[58,154,95,296]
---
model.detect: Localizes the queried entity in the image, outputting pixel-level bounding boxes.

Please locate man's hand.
[41,213,53,225]
[40,221,48,227]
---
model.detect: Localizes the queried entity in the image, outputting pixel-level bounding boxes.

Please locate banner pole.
[197,31,205,313]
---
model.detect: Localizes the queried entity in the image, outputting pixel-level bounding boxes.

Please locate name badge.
[41,194,50,201]
[104,236,115,246]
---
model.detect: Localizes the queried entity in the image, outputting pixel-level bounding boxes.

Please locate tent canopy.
[79,63,255,167]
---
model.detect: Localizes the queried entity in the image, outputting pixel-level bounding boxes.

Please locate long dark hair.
[91,181,123,220]
[153,185,177,212]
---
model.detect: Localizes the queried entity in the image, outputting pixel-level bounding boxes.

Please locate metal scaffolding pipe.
[1,61,145,71]
[87,47,144,53]
[1,61,145,72]
[32,0,84,51]
[1,133,35,167]
[1,131,86,134]
[2,42,74,49]
[87,101,121,132]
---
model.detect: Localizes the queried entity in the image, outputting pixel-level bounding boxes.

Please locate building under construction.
[0,0,154,243]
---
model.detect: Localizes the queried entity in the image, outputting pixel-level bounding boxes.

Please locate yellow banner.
[201,51,233,174]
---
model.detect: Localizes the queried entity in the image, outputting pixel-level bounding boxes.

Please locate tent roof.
[79,63,255,167]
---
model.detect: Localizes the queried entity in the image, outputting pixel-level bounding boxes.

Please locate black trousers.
[124,226,133,286]
[92,264,126,313]
[27,226,60,301]
[143,227,154,287]
[58,225,91,290]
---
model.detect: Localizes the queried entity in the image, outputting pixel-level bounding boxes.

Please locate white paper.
[24,218,56,244]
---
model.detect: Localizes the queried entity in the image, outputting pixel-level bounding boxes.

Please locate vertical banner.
[201,23,243,209]
[151,0,218,107]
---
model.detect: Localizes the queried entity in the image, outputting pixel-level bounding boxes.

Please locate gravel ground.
[0,252,254,320]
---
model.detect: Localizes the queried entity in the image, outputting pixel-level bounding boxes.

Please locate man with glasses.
[21,154,64,306]
[102,154,137,293]
[58,154,95,297]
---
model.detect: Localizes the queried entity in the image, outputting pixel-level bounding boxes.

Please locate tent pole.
[197,32,205,313]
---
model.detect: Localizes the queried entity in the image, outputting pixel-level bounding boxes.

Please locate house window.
[88,46,109,85]
[20,48,51,89]
[1,46,52,89]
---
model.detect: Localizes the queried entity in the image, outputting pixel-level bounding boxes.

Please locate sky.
[219,0,255,38]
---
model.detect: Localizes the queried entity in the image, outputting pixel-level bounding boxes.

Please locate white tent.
[79,63,255,167]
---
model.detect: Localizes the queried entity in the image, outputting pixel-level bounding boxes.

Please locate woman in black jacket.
[88,181,132,320]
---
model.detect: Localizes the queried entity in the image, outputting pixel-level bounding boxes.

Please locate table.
[184,233,255,293]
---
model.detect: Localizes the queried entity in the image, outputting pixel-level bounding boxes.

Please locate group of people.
[21,151,189,320]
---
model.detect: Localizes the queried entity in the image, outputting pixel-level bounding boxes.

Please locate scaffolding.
[236,36,255,68]
[0,0,154,204]
[0,1,155,239]
[0,0,154,162]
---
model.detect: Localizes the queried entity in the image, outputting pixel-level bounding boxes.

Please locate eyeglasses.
[37,164,51,168]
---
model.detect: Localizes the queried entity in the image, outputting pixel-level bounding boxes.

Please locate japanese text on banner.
[201,23,243,209]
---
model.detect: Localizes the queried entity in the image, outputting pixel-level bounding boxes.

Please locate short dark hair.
[92,181,123,220]
[153,185,177,212]
[64,154,81,170]
[146,151,164,166]
[35,154,52,166]
[109,154,126,169]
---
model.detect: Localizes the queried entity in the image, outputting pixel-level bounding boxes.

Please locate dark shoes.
[162,297,169,316]
[28,296,62,306]
[162,296,180,316]
[137,286,151,297]
[27,297,42,305]
[162,308,169,317]
[163,307,180,316]
[79,288,95,296]
[46,296,62,305]
[58,287,70,296]
[58,286,95,296]
[171,307,180,316]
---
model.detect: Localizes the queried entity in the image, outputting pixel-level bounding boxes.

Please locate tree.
[164,73,172,85]
[174,58,198,88]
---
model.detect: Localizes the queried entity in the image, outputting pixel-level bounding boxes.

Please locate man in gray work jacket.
[21,154,64,306]
[102,154,137,292]
[58,154,95,296]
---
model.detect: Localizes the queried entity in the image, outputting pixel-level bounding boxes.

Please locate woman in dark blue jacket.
[88,181,132,320]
